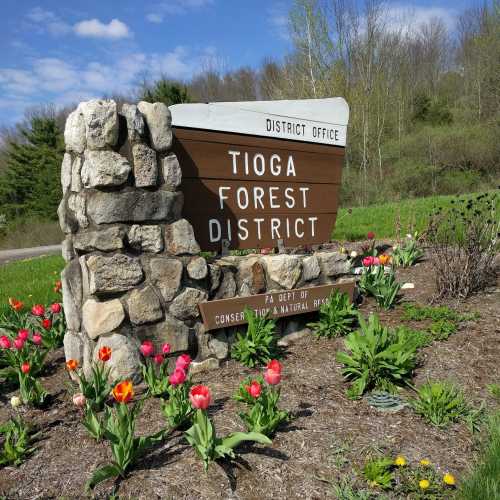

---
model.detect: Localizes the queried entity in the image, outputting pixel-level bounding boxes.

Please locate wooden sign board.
[198,282,355,331]
[170,98,349,252]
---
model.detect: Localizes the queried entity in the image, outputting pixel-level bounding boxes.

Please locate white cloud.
[74,18,131,39]
[267,2,290,41]
[26,7,71,36]
[146,0,213,23]
[384,4,457,33]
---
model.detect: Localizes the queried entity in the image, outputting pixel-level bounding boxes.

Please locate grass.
[0,219,62,250]
[0,255,64,314]
[459,412,500,499]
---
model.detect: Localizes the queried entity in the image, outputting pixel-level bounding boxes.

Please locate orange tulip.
[98,346,112,362]
[8,298,23,312]
[54,280,62,293]
[66,359,78,371]
[113,380,134,403]
[379,254,391,265]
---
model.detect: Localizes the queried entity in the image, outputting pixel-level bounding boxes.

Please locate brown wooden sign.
[198,282,355,331]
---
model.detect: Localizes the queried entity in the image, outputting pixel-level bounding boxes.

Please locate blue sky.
[0,0,470,126]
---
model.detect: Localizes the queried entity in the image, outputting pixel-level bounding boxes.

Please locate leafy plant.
[359,266,401,309]
[487,384,500,400]
[330,477,373,499]
[402,303,461,322]
[86,381,166,491]
[362,457,395,489]
[231,308,278,367]
[394,326,432,350]
[337,314,417,399]
[0,417,39,466]
[307,290,358,338]
[392,235,424,267]
[429,319,457,341]
[81,403,110,442]
[161,381,194,430]
[410,381,475,428]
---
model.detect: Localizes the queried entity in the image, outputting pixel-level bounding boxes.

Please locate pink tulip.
[175,353,191,371]
[373,257,380,265]
[50,303,62,314]
[32,332,43,345]
[264,368,281,385]
[17,329,29,341]
[153,354,164,365]
[13,338,25,350]
[362,256,375,267]
[72,393,86,408]
[169,368,187,386]
[189,385,211,410]
[162,343,171,354]
[31,304,45,317]
[0,335,11,349]
[21,362,30,374]
[140,340,154,357]
[267,359,282,373]
[245,381,262,398]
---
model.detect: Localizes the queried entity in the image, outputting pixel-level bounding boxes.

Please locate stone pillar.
[59,99,209,380]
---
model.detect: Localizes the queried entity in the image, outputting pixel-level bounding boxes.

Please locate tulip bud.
[175,354,191,371]
[51,303,62,314]
[13,338,25,350]
[153,354,164,365]
[32,332,43,345]
[169,368,187,386]
[162,343,171,354]
[21,362,30,374]
[31,304,45,316]
[350,250,358,258]
[0,335,11,349]
[10,395,22,408]
[189,385,211,410]
[72,393,86,408]
[42,319,52,330]
[18,329,29,341]
[264,368,281,385]
[140,340,154,357]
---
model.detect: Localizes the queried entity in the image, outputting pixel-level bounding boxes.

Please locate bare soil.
[0,259,499,499]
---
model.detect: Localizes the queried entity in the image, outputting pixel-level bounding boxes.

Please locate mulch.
[0,258,499,499]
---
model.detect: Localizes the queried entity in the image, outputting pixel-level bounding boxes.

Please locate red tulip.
[367,231,375,240]
[175,354,191,371]
[0,335,11,349]
[42,319,52,330]
[13,338,25,350]
[189,385,211,410]
[32,332,43,345]
[162,343,171,354]
[169,368,186,386]
[21,362,30,374]
[245,380,262,398]
[153,354,164,365]
[98,346,112,362]
[50,303,62,314]
[267,359,282,373]
[31,304,45,317]
[140,340,154,357]
[264,368,281,385]
[18,329,29,341]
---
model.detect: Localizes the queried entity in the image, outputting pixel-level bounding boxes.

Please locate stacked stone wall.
[59,99,353,378]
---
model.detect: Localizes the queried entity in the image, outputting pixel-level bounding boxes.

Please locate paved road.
[0,244,62,264]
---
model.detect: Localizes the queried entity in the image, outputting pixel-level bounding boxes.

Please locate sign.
[198,282,355,331]
[170,98,349,251]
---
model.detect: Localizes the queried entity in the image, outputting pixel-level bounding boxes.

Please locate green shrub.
[307,291,358,338]
[402,303,460,322]
[359,266,401,309]
[336,314,418,399]
[0,417,39,466]
[362,457,394,489]
[392,236,424,268]
[429,319,457,341]
[410,381,474,428]
[231,308,278,367]
[394,326,433,350]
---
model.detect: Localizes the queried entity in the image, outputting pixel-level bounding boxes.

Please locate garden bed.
[0,258,499,499]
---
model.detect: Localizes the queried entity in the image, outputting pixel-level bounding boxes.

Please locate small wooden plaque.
[198,282,355,331]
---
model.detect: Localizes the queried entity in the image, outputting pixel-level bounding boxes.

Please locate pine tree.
[0,116,64,223]
[141,79,191,106]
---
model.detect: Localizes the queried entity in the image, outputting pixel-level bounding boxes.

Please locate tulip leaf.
[85,463,122,491]
[218,431,272,452]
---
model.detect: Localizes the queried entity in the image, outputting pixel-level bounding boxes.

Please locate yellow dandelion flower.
[443,473,456,486]
[419,479,430,490]
[420,459,431,466]
[394,455,406,467]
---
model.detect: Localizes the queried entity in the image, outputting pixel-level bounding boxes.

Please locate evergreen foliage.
[141,79,191,106]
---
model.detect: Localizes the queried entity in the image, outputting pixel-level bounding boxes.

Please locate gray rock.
[150,257,183,302]
[208,331,229,360]
[121,104,145,143]
[82,299,125,339]
[73,226,124,252]
[302,255,321,281]
[165,219,200,255]
[87,190,182,225]
[137,101,172,152]
[61,237,76,262]
[132,143,157,187]
[61,260,83,331]
[127,286,163,325]
[58,199,74,234]
[81,150,131,188]
[127,225,163,253]
[61,153,72,194]
[214,268,237,299]
[68,193,89,229]
[316,251,350,277]
[237,257,266,296]
[70,156,83,192]
[169,287,208,320]
[63,330,83,379]
[135,314,189,353]
[80,99,118,150]
[86,254,144,294]
[189,358,220,374]
[162,153,182,189]
[263,255,302,289]
[64,108,86,153]
[277,328,311,347]
[187,256,208,280]
[94,333,141,381]
[209,264,222,292]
